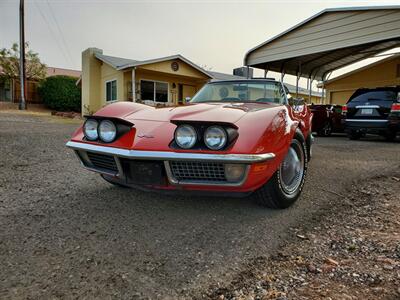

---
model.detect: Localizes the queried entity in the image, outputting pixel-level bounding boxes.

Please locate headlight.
[83,119,98,141]
[98,120,117,142]
[204,126,227,150]
[224,164,247,182]
[174,125,197,149]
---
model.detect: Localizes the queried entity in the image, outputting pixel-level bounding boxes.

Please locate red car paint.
[70,101,312,193]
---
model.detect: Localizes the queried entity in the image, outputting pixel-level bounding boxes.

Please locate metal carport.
[244,6,400,98]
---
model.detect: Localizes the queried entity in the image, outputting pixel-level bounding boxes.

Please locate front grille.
[87,152,118,173]
[170,161,226,182]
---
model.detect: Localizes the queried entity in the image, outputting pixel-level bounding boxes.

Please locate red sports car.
[67,79,313,208]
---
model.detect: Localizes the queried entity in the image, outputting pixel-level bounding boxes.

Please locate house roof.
[318,53,400,86]
[208,71,246,81]
[94,54,138,69]
[244,5,400,80]
[285,83,322,97]
[95,53,213,78]
[0,64,81,79]
[46,67,81,78]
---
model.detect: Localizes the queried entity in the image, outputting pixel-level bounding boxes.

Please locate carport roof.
[244,6,400,81]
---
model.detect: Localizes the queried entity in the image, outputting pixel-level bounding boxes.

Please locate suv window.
[348,90,396,103]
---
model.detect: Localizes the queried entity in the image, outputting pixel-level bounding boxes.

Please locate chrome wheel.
[279,140,305,195]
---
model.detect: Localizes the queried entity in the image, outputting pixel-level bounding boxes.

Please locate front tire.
[254,129,308,209]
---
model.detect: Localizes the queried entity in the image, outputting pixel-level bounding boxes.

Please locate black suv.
[343,87,400,141]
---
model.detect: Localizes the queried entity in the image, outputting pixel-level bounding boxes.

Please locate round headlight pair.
[174,125,228,150]
[83,119,117,143]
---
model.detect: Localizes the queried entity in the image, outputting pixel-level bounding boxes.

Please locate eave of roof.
[319,53,400,86]
[95,53,213,78]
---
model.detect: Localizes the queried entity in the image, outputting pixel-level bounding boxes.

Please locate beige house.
[319,54,400,105]
[81,48,225,114]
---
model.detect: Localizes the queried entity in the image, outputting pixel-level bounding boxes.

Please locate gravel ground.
[204,174,400,300]
[0,112,399,299]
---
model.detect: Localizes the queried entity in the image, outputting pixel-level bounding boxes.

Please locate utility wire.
[45,0,74,66]
[34,0,71,66]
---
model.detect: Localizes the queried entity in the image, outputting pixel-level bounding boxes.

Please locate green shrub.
[39,75,81,112]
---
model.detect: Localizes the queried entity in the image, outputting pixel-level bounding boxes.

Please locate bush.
[39,75,81,112]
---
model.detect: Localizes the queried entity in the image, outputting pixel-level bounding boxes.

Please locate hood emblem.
[137,133,154,138]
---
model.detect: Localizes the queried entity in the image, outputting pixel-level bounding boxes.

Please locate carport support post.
[264,69,268,78]
[131,67,136,102]
[296,73,300,99]
[19,0,26,110]
[308,77,312,104]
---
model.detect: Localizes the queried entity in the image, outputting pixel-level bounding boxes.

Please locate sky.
[1,0,399,88]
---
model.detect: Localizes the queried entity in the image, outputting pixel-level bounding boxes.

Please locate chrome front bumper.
[66,141,275,186]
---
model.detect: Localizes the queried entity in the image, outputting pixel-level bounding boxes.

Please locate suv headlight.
[204,126,227,150]
[98,120,117,143]
[83,119,98,141]
[175,125,197,149]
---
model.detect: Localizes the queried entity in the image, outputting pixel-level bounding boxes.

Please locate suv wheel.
[254,129,308,209]
[348,130,362,140]
[384,130,397,142]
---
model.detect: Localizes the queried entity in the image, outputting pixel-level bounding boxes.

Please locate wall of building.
[325,56,400,105]
[133,68,207,104]
[81,50,211,114]
[99,63,125,103]
[81,48,102,114]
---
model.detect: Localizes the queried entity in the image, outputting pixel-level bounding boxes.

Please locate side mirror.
[185,97,191,102]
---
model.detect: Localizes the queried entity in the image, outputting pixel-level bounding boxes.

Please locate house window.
[106,80,117,101]
[140,80,168,103]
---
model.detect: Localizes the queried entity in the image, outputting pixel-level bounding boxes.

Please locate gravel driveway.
[0,112,399,299]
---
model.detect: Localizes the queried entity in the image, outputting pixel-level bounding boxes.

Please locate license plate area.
[361,108,373,115]
[121,160,166,185]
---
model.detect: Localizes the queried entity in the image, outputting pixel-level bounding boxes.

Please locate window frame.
[140,79,170,104]
[105,79,118,102]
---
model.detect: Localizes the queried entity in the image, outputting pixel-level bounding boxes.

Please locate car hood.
[118,102,276,125]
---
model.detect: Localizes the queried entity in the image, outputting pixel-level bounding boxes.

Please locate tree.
[38,76,81,112]
[0,42,46,80]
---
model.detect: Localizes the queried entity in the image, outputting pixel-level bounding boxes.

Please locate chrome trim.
[355,105,380,109]
[114,156,125,179]
[345,119,388,123]
[66,141,275,163]
[164,161,250,187]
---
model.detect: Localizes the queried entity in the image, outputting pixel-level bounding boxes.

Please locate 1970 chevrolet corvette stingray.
[67,79,313,208]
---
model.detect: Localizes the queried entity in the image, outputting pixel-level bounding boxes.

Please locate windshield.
[190,81,286,104]
[349,90,397,103]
